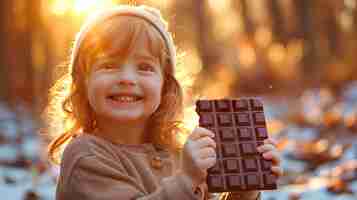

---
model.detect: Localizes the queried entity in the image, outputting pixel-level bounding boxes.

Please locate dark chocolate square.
[226,175,242,189]
[253,112,266,125]
[235,113,251,126]
[233,99,249,111]
[255,127,268,140]
[217,113,233,126]
[208,175,224,190]
[263,173,277,188]
[199,113,215,126]
[238,128,253,140]
[260,159,273,171]
[243,158,259,172]
[220,128,236,141]
[215,100,231,112]
[222,143,238,157]
[250,99,263,111]
[224,159,240,173]
[245,174,260,189]
[197,100,213,112]
[240,143,257,155]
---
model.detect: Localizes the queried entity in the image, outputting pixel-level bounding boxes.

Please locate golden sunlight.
[183,105,199,132]
[238,42,257,68]
[146,0,173,10]
[286,39,303,64]
[339,11,353,31]
[345,0,356,9]
[51,0,69,15]
[268,43,286,64]
[178,102,200,145]
[255,27,272,48]
[51,0,116,15]
[207,0,232,15]
[73,0,116,14]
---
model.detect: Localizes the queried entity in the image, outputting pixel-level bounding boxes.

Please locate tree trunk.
[267,0,286,44]
[191,0,220,73]
[293,0,319,86]
[0,0,12,102]
[240,0,255,35]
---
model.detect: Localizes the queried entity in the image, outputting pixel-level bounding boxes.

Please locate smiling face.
[84,16,167,125]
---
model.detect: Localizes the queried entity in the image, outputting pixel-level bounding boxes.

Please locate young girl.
[46,5,283,200]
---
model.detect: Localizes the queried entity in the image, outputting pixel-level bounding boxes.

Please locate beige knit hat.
[70,5,176,74]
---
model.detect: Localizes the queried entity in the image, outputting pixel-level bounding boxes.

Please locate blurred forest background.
[1,0,357,111]
[0,0,356,199]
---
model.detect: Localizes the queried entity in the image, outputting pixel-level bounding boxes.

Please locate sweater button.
[151,156,163,169]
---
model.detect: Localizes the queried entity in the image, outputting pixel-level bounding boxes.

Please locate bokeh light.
[345,0,356,9]
[286,39,303,65]
[339,11,354,31]
[207,0,232,15]
[255,27,272,48]
[238,42,257,68]
[51,0,116,16]
[73,0,115,14]
[51,0,69,15]
[146,0,173,9]
[268,43,286,64]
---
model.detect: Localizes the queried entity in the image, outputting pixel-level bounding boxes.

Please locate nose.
[116,65,137,86]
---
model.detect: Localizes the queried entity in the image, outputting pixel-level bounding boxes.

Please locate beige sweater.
[55,133,260,200]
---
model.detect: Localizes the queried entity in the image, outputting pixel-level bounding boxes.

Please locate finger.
[189,127,214,141]
[271,166,284,177]
[264,138,278,147]
[257,144,276,153]
[195,136,217,149]
[262,151,281,165]
[197,157,217,170]
[196,147,216,159]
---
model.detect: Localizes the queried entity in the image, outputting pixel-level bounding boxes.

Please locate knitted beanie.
[70,5,176,74]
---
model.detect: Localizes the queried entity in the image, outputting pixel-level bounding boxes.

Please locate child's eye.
[102,63,116,69]
[138,63,155,72]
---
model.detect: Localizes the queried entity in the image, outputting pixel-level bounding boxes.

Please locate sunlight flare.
[51,0,116,15]
[73,0,116,14]
[51,0,70,15]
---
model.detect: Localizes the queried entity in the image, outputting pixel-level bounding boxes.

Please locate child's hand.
[257,138,283,177]
[180,127,216,187]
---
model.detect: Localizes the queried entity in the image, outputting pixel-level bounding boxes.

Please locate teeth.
[110,96,139,102]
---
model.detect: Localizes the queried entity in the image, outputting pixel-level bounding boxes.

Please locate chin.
[110,114,147,123]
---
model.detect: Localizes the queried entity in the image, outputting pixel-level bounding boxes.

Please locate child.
[46,5,283,200]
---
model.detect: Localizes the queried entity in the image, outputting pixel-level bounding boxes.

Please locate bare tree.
[0,0,12,102]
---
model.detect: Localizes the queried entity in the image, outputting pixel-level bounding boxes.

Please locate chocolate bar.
[195,98,277,192]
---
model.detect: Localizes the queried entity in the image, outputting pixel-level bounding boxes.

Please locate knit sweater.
[55,133,260,200]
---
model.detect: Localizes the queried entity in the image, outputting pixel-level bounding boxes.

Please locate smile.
[108,95,143,103]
